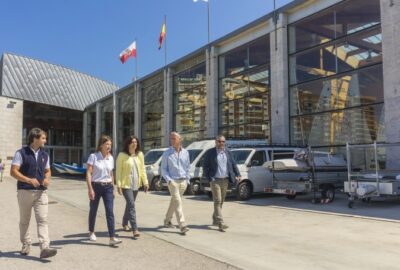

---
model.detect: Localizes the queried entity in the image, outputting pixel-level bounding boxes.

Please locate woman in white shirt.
[86,135,122,246]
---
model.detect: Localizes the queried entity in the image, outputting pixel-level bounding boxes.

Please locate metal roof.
[0,53,118,111]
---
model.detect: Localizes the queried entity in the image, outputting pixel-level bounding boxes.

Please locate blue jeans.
[89,183,115,237]
[122,189,139,231]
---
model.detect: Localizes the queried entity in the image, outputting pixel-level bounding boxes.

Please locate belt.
[92,181,113,186]
[215,177,228,180]
[173,178,187,181]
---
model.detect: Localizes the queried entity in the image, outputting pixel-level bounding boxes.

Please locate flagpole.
[164,15,167,67]
[207,0,210,44]
[135,38,138,81]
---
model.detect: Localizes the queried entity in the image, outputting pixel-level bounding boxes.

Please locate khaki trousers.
[17,189,50,249]
[165,180,187,228]
[211,178,229,225]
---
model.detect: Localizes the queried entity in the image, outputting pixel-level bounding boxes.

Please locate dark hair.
[96,135,112,152]
[123,135,141,155]
[27,128,47,144]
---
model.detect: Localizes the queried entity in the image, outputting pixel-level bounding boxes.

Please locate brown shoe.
[21,244,31,256]
[123,225,131,232]
[219,224,229,232]
[40,247,57,259]
[133,230,140,237]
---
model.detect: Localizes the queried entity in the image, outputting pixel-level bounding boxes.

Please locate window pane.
[289,44,337,85]
[143,138,162,152]
[249,36,270,67]
[175,107,207,134]
[248,68,270,97]
[289,9,335,53]
[143,80,164,104]
[175,86,206,113]
[219,94,270,126]
[220,74,249,102]
[336,28,382,73]
[220,122,270,141]
[142,100,164,140]
[335,0,380,37]
[290,64,383,115]
[290,103,385,146]
[173,63,206,93]
[219,46,248,77]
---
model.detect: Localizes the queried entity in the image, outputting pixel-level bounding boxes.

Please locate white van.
[144,148,167,190]
[201,145,300,200]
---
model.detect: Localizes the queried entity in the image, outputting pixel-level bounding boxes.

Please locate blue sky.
[1,0,292,87]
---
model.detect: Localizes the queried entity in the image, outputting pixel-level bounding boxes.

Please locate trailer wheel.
[322,186,335,202]
[189,179,202,195]
[153,177,163,191]
[236,181,252,201]
[286,194,296,200]
[348,201,354,208]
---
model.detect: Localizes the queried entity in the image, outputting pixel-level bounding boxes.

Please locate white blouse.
[87,152,114,183]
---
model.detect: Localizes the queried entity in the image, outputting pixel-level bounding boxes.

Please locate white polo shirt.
[87,152,114,183]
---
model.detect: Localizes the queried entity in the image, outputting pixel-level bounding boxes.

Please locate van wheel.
[189,179,202,195]
[322,186,335,202]
[236,181,252,201]
[153,177,163,191]
[286,194,296,200]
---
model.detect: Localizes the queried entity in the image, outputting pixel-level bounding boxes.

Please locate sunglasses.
[217,140,225,143]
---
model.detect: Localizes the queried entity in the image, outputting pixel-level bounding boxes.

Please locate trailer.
[344,142,400,208]
[264,147,347,203]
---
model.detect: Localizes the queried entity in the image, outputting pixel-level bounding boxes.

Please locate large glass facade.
[117,87,135,153]
[100,98,113,138]
[23,101,83,164]
[173,62,207,145]
[218,35,271,140]
[142,75,164,151]
[288,0,384,147]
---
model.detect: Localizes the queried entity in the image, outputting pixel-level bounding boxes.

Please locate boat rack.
[345,141,400,208]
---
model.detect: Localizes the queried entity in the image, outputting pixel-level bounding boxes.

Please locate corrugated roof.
[0,53,118,110]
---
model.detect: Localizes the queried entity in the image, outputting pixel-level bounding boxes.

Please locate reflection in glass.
[101,99,113,138]
[142,79,164,151]
[118,87,135,152]
[220,95,269,127]
[175,108,206,134]
[220,122,270,140]
[290,64,383,115]
[290,103,385,146]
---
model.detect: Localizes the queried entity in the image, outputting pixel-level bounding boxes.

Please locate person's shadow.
[0,250,52,263]
[55,231,119,247]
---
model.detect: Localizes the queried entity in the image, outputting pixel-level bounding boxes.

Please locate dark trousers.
[89,183,115,237]
[122,189,139,231]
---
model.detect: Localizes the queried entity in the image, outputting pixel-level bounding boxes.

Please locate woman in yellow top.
[116,135,149,238]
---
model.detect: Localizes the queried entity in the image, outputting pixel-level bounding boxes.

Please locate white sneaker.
[109,237,122,246]
[89,232,97,241]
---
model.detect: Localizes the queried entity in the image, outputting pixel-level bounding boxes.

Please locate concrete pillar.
[163,67,174,146]
[381,0,400,167]
[112,91,118,155]
[82,111,88,161]
[206,46,219,138]
[134,82,142,141]
[95,102,101,146]
[270,13,290,144]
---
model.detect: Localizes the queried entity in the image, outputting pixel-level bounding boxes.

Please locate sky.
[1,0,293,87]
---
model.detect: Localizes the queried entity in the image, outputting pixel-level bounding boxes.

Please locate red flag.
[119,41,136,64]
[158,22,166,50]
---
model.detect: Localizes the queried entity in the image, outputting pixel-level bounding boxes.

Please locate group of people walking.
[10,128,241,259]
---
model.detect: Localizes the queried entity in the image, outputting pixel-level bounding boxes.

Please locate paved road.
[2,176,400,270]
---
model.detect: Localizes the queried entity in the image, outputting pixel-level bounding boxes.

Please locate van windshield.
[144,150,164,165]
[188,149,202,163]
[231,150,252,164]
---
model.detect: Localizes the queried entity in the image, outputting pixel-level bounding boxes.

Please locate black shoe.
[40,248,57,259]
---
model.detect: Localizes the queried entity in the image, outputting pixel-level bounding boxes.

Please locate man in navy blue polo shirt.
[10,128,57,259]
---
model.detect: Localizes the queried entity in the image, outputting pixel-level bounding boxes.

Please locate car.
[200,145,300,200]
[144,148,167,191]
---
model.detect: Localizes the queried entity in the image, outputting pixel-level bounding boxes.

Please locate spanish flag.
[158,21,166,50]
